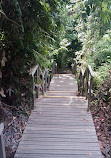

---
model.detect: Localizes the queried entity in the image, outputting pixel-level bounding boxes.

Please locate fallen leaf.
[0,70,2,78]
[0,88,6,97]
[1,57,7,67]
[1,59,5,67]
[99,98,103,107]
[82,118,89,122]
[3,51,5,57]
[89,152,92,157]
[6,88,14,97]
[99,140,103,149]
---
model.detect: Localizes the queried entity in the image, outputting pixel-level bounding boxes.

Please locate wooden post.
[89,77,92,98]
[38,67,40,93]
[29,64,39,109]
[87,77,93,111]
[52,62,54,76]
[71,64,74,74]
[85,69,89,99]
[74,62,77,78]
[37,68,39,84]
[76,64,94,110]
[44,70,47,92]
[42,74,44,95]
[0,123,6,158]
[78,76,80,93]
[36,68,39,98]
[82,76,85,96]
[80,73,82,95]
[74,63,75,75]
[55,63,57,74]
[47,74,50,90]
[31,76,35,109]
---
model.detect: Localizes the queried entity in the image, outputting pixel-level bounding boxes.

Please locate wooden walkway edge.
[14,74,102,158]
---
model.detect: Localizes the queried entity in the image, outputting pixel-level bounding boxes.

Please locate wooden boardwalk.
[15,74,102,158]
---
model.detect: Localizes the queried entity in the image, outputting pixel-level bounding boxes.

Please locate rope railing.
[72,60,95,110]
[30,62,57,109]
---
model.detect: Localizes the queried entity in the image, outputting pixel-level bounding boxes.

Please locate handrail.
[87,65,94,77]
[72,60,95,110]
[0,123,6,158]
[29,62,57,109]
[29,65,39,77]
[81,68,84,76]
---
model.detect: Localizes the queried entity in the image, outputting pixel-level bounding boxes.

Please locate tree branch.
[0,9,21,27]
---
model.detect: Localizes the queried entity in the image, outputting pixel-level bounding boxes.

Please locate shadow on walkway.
[57,67,72,74]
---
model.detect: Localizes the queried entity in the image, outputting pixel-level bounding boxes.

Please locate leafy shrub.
[93,62,111,89]
[87,34,111,69]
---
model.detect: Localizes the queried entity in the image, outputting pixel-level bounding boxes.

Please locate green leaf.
[0,9,6,16]
[102,2,108,12]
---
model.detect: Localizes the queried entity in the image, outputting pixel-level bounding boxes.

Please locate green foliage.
[13,0,24,32]
[0,0,69,110]
[54,3,82,67]
[87,34,111,69]
[1,0,111,111]
[94,62,111,88]
[74,0,111,96]
[0,31,4,46]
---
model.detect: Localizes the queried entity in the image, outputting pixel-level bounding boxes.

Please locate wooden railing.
[52,62,57,77]
[0,123,6,158]
[72,60,77,77]
[30,62,57,109]
[72,60,95,110]
[0,63,57,157]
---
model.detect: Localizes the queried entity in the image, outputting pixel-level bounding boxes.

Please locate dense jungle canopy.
[0,0,111,111]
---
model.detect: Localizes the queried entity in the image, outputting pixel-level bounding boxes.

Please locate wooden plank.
[27,122,94,126]
[31,112,90,116]
[19,141,100,147]
[17,145,100,151]
[15,149,102,155]
[15,154,102,158]
[25,128,96,135]
[47,91,77,92]
[28,117,93,121]
[36,100,87,104]
[24,127,96,132]
[19,138,99,143]
[43,96,85,98]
